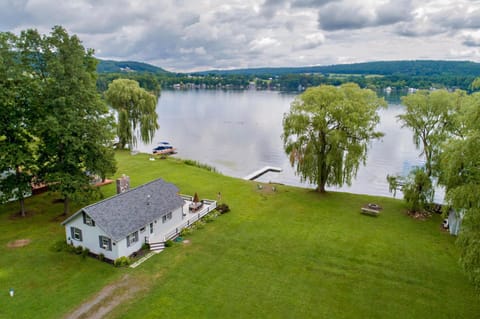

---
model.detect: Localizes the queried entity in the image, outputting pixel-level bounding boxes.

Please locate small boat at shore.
[152,142,176,155]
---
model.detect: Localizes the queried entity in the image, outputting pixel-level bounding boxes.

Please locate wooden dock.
[243,166,282,181]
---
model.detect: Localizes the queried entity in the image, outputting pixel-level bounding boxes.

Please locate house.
[61,177,216,261]
[0,169,32,203]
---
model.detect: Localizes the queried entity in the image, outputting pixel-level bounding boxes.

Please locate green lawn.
[0,151,478,318]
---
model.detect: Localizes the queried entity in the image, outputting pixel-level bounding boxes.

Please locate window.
[83,212,95,226]
[99,236,112,251]
[162,212,172,223]
[140,226,146,233]
[126,231,138,247]
[71,227,82,241]
[149,222,154,234]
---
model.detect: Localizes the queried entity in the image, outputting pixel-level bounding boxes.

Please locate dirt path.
[64,274,144,319]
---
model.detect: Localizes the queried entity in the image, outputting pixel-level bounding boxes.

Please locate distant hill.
[195,60,480,77]
[96,59,170,74]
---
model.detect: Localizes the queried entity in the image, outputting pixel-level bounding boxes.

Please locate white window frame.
[99,236,112,251]
[162,212,173,223]
[126,231,139,247]
[140,226,146,233]
[72,227,82,241]
[85,215,94,226]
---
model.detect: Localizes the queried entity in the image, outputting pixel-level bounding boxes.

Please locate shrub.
[402,168,434,213]
[183,159,219,173]
[216,203,230,214]
[50,240,68,252]
[180,227,193,237]
[66,244,77,254]
[202,214,215,223]
[81,248,90,259]
[142,243,150,250]
[211,210,221,218]
[75,245,84,255]
[98,253,105,262]
[195,220,206,229]
[165,240,174,247]
[114,256,131,267]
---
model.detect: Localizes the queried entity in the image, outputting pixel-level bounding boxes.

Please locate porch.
[145,195,217,248]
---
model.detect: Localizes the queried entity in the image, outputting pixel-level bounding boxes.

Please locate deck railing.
[179,194,194,201]
[163,200,217,241]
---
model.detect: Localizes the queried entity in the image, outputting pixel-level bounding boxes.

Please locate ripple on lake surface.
[137,90,442,200]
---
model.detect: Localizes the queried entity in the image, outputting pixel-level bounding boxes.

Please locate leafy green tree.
[0,31,41,216]
[388,90,469,213]
[440,133,480,289]
[401,168,434,213]
[457,211,480,289]
[399,89,454,177]
[470,77,480,90]
[105,78,159,149]
[35,26,116,215]
[282,83,385,193]
[438,85,480,289]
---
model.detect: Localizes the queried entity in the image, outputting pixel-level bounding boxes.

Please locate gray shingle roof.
[63,178,185,241]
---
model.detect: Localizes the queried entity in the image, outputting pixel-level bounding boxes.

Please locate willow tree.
[399,89,457,177]
[438,90,480,289]
[282,83,385,193]
[105,79,159,149]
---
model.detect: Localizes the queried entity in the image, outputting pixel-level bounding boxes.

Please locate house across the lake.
[61,177,216,261]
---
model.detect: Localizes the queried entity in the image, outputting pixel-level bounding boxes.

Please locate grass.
[0,150,478,318]
[0,193,123,318]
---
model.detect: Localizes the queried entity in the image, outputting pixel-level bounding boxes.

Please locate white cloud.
[249,37,280,52]
[1,0,480,71]
[449,48,480,59]
[294,33,325,50]
[317,0,413,31]
[462,31,480,47]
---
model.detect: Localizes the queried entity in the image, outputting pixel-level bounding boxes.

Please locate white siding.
[116,235,143,259]
[147,206,184,243]
[64,204,185,260]
[64,213,119,260]
[115,206,183,256]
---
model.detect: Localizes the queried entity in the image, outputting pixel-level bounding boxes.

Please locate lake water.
[137,89,439,200]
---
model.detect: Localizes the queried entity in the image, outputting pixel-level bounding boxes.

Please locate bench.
[361,207,380,216]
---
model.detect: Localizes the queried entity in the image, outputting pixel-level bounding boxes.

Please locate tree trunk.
[317,158,327,193]
[63,196,69,215]
[317,132,328,193]
[16,166,26,217]
[423,140,432,177]
[19,198,26,217]
[317,183,327,193]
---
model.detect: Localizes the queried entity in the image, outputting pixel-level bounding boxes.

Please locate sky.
[2,0,480,72]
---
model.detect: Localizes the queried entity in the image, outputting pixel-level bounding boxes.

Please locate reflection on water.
[136,89,441,200]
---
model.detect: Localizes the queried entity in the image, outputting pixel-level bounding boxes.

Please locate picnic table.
[360,203,382,216]
[361,207,380,216]
[189,201,203,212]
